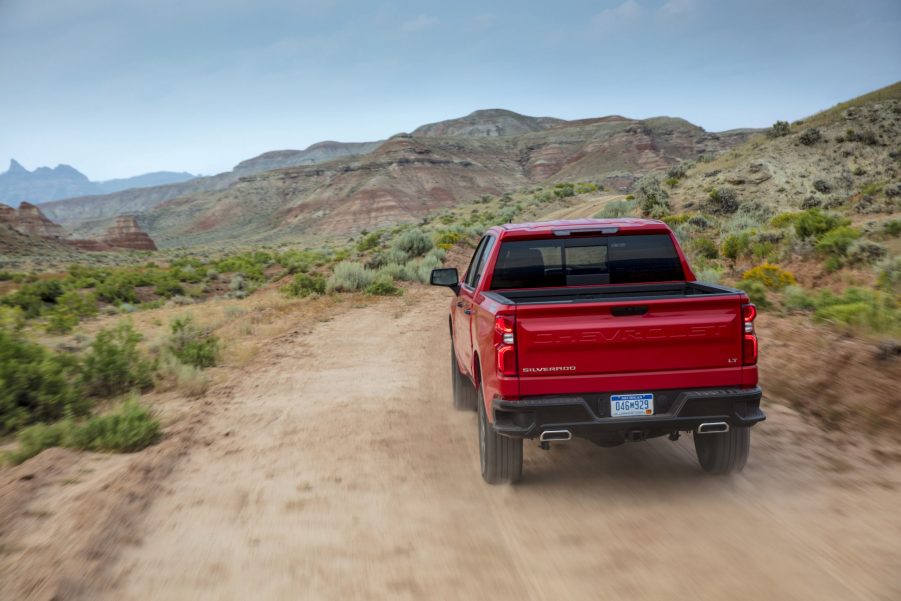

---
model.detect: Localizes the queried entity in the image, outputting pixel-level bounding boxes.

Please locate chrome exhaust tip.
[539,429,573,442]
[697,422,730,434]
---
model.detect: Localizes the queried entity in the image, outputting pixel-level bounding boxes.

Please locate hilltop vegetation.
[595,82,901,338]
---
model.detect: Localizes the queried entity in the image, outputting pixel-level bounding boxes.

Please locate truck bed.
[483,281,741,306]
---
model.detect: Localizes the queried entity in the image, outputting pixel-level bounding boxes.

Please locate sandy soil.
[2,286,901,600]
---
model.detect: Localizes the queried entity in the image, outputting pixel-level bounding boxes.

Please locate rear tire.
[478,386,523,484]
[451,343,476,411]
[694,426,750,474]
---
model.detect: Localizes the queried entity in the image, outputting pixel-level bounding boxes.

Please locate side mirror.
[430,268,460,293]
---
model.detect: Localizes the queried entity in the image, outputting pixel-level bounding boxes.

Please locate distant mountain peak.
[466,108,526,118]
[7,159,27,174]
[412,109,565,138]
[53,164,83,175]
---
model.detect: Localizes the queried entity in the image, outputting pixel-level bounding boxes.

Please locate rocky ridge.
[0,160,196,205]
[0,202,157,253]
[141,113,754,247]
[42,140,385,233]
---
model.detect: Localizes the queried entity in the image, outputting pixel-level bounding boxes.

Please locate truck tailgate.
[515,295,743,395]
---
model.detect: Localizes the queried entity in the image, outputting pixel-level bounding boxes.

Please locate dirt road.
[4,287,901,600]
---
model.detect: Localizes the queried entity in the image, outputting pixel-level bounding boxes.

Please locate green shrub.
[395,254,442,284]
[741,280,770,308]
[365,274,402,296]
[6,421,69,464]
[81,323,152,397]
[798,128,821,146]
[377,263,406,280]
[688,215,711,229]
[595,199,636,218]
[661,214,690,226]
[66,398,161,453]
[846,240,887,265]
[229,274,247,292]
[815,226,861,257]
[391,229,433,257]
[154,353,209,397]
[58,290,98,318]
[281,273,326,298]
[823,256,843,273]
[634,176,670,218]
[45,309,79,334]
[693,266,722,284]
[327,261,375,292]
[876,256,901,292]
[575,182,599,195]
[154,276,185,299]
[782,286,816,312]
[691,237,719,259]
[794,209,850,240]
[215,254,267,282]
[664,177,680,188]
[425,247,447,263]
[7,399,161,464]
[553,183,575,198]
[770,212,802,229]
[0,306,25,331]
[704,188,739,215]
[277,249,328,274]
[666,163,690,180]
[768,120,790,137]
[0,327,81,434]
[1,279,65,317]
[434,230,463,250]
[96,272,138,304]
[356,232,381,252]
[860,181,885,197]
[813,179,831,194]
[812,288,899,334]
[722,232,752,260]
[741,263,797,289]
[167,316,219,369]
[884,219,901,237]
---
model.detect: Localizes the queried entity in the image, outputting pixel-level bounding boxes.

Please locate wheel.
[451,343,476,411]
[478,386,522,484]
[694,426,750,474]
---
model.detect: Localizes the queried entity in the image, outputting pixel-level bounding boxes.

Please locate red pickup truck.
[431,218,764,484]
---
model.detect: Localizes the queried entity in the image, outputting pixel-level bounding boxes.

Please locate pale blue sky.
[1,0,899,180]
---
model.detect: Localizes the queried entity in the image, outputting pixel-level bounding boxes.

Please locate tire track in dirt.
[17,287,901,600]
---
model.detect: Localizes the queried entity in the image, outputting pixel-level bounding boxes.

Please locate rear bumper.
[492,387,764,440]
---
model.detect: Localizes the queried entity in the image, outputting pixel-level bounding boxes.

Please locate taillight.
[494,314,517,376]
[742,303,758,365]
[742,303,757,324]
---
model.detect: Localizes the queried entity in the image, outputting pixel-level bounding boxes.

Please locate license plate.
[611,394,654,417]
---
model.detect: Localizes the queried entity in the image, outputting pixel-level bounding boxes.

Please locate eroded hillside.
[137,112,752,248]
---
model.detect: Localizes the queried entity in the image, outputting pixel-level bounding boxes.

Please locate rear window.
[489,234,684,289]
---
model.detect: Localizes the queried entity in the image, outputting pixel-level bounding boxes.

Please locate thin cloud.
[592,0,644,31]
[401,14,438,32]
[658,0,699,17]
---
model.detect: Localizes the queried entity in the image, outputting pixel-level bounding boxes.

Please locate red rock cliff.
[103,215,157,251]
[0,201,66,239]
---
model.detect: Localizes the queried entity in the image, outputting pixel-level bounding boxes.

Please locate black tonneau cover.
[483,282,741,306]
